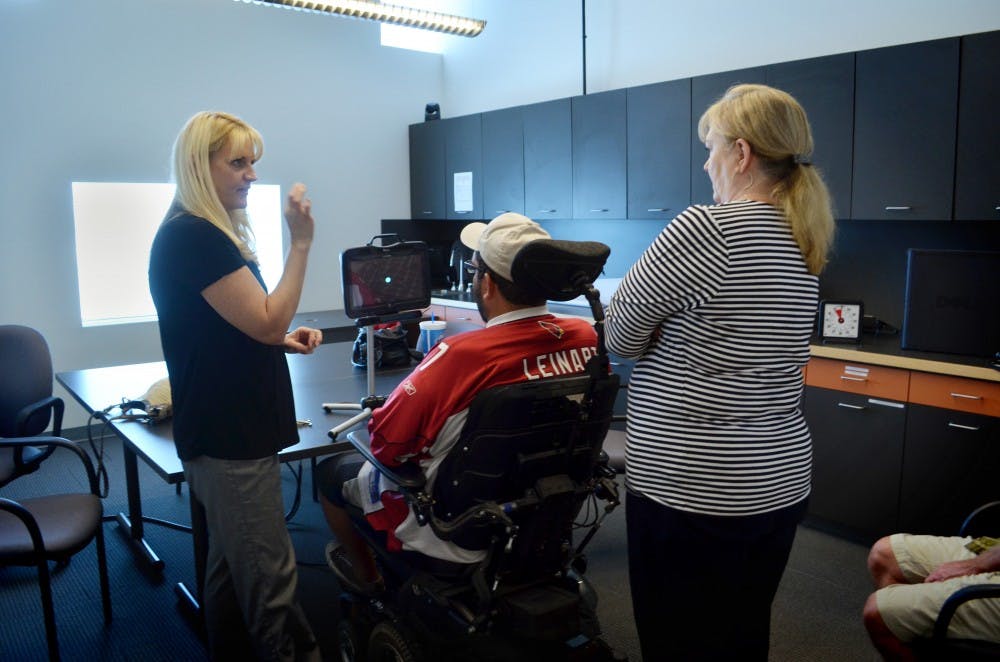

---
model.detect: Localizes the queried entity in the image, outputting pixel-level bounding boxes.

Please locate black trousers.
[626,491,806,662]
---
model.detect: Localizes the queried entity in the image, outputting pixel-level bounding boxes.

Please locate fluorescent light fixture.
[240,0,486,37]
[71,182,283,327]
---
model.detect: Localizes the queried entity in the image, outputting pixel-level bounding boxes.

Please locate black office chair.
[335,239,626,661]
[0,325,64,487]
[912,500,1000,661]
[0,436,112,661]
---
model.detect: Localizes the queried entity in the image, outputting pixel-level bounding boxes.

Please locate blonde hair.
[698,84,834,275]
[170,111,263,261]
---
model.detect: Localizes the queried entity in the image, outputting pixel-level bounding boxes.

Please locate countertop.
[431,277,622,314]
[809,334,1000,382]
[430,293,999,383]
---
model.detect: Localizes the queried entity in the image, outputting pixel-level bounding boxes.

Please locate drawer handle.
[647,208,670,212]
[884,206,913,211]
[421,210,434,215]
[453,210,470,214]
[837,402,866,410]
[589,208,610,213]
[494,210,510,214]
[537,209,557,214]
[948,422,981,431]
[950,392,983,401]
[840,375,868,382]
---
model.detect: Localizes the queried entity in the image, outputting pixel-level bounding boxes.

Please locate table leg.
[175,487,207,640]
[115,443,165,572]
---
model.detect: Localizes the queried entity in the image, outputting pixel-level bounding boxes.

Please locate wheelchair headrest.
[510,239,610,302]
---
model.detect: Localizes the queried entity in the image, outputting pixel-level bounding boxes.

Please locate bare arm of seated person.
[202,184,320,350]
[925,544,1000,583]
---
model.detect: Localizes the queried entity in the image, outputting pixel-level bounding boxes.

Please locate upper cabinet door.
[690,67,767,206]
[955,31,1000,221]
[444,114,483,221]
[627,79,691,221]
[852,38,959,220]
[572,89,627,219]
[766,53,855,221]
[523,98,573,220]
[482,107,525,218]
[409,121,446,219]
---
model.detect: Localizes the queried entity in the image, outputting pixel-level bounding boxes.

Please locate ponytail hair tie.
[792,154,812,166]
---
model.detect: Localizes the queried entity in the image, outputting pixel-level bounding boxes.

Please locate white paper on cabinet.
[454,171,473,212]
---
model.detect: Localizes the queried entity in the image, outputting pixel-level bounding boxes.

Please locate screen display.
[342,243,431,319]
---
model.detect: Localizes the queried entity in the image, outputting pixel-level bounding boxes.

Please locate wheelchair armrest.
[344,430,426,490]
[933,583,1000,640]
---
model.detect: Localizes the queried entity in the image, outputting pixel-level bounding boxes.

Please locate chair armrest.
[959,501,1000,537]
[0,436,99,496]
[344,430,425,490]
[15,396,64,437]
[933,583,1000,640]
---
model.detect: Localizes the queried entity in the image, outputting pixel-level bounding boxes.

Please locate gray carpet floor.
[1,431,881,661]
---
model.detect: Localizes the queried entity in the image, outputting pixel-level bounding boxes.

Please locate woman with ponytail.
[606,84,835,660]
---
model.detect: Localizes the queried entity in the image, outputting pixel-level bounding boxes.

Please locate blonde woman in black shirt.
[150,111,322,661]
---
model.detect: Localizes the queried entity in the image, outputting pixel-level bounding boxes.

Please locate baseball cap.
[459,212,551,282]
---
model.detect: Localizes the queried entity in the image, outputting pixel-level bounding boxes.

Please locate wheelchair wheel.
[367,621,420,662]
[338,618,367,662]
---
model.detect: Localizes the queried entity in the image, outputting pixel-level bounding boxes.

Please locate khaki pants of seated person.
[876,533,1000,644]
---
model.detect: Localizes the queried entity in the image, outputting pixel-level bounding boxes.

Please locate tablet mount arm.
[324,234,431,441]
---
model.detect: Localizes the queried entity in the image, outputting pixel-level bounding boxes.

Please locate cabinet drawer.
[908,372,1000,417]
[805,358,909,401]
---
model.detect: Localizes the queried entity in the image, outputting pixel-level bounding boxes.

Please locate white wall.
[0,0,444,425]
[436,0,1000,116]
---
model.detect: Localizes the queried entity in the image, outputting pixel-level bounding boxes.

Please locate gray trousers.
[183,455,319,662]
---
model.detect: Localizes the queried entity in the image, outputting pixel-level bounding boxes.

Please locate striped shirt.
[605,201,816,516]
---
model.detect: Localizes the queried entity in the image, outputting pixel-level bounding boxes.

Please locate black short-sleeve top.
[148,212,298,461]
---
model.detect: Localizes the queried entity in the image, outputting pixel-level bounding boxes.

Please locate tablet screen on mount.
[341,241,431,319]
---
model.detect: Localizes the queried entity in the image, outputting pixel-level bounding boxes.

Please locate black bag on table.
[351,322,419,369]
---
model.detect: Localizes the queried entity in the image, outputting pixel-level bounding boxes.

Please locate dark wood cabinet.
[954,30,1000,221]
[444,114,483,221]
[898,404,1000,535]
[409,120,446,219]
[572,89,627,220]
[410,31,995,225]
[482,107,525,217]
[689,67,766,206]
[626,79,691,221]
[851,38,960,220]
[803,386,905,539]
[523,98,573,220]
[766,53,855,220]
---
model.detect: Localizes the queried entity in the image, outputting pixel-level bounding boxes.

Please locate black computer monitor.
[341,239,432,320]
[901,249,1000,357]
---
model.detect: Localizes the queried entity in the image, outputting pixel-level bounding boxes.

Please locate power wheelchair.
[333,239,626,661]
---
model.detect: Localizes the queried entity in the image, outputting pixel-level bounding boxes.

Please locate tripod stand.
[323,310,423,440]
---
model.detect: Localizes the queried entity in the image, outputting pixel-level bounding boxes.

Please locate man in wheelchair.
[315,213,624,660]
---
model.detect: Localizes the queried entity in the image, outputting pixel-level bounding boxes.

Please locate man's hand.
[925,557,984,582]
[284,326,323,354]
